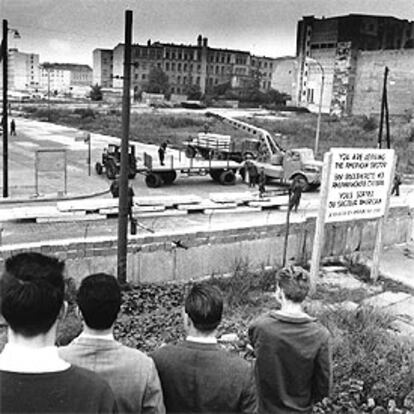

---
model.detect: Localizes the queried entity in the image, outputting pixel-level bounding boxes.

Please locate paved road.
[0,116,413,246]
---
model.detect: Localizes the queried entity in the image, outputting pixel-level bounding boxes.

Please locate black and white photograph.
[0,0,414,412]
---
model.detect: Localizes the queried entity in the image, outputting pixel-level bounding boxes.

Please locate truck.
[205,111,323,191]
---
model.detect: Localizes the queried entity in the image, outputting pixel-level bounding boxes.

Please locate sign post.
[310,148,395,290]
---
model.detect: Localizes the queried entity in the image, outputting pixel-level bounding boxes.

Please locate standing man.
[249,266,332,414]
[10,119,16,136]
[391,171,402,196]
[152,284,256,413]
[289,178,303,213]
[158,142,167,166]
[59,273,165,414]
[0,252,117,413]
[258,167,266,198]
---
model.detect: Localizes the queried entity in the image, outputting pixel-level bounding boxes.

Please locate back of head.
[0,252,65,337]
[77,273,121,330]
[277,266,310,303]
[184,283,223,333]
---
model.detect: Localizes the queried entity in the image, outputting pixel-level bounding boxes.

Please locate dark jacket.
[249,311,332,414]
[152,340,256,414]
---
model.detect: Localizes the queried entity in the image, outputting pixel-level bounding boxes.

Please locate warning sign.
[325,148,394,222]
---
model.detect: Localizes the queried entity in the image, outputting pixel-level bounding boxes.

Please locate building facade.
[270,57,297,102]
[93,35,275,96]
[39,63,92,94]
[0,49,40,91]
[295,14,414,115]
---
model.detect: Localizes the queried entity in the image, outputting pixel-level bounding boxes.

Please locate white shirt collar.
[0,343,70,373]
[78,331,114,341]
[186,335,217,344]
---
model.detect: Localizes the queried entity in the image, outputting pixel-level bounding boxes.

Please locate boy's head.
[276,266,310,303]
[184,284,223,333]
[77,273,121,330]
[0,252,65,337]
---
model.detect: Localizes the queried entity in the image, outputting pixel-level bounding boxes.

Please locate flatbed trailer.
[137,152,241,188]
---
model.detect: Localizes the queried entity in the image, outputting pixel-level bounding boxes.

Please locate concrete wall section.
[352,49,414,116]
[0,206,412,285]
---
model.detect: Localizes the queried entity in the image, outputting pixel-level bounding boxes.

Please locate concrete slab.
[379,242,414,289]
[362,291,412,308]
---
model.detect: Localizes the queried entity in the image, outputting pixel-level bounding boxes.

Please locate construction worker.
[289,178,303,212]
[258,168,266,198]
[158,142,167,166]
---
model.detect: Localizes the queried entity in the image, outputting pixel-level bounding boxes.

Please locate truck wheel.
[95,162,103,175]
[219,170,236,186]
[292,174,309,192]
[210,169,222,182]
[161,171,177,185]
[185,146,196,159]
[145,173,162,188]
[106,160,117,180]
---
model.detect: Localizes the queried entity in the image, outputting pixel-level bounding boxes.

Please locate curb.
[0,189,111,205]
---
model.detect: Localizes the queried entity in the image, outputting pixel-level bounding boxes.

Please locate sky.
[1,0,414,66]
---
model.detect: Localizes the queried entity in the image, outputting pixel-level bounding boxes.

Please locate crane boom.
[206,111,284,163]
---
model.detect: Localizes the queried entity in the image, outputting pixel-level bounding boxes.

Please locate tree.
[144,67,169,94]
[185,84,202,100]
[89,84,103,101]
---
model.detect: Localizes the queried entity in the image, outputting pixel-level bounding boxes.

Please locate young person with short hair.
[59,273,165,414]
[249,266,332,414]
[152,283,256,413]
[0,252,117,413]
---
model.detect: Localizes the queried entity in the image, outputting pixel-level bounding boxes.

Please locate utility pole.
[117,10,133,284]
[378,66,389,149]
[2,19,8,198]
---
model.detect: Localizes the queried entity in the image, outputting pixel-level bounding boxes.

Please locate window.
[142,74,146,80]
[307,88,314,103]
[166,51,170,59]
[178,63,182,71]
[166,62,170,71]
[183,63,187,71]
[183,76,187,84]
[196,76,200,84]
[177,76,181,83]
[171,87,175,93]
[171,63,175,70]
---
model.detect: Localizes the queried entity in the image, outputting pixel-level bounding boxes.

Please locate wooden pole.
[384,75,391,149]
[371,152,396,282]
[309,152,333,293]
[2,20,9,198]
[282,190,292,266]
[378,67,389,149]
[117,10,133,284]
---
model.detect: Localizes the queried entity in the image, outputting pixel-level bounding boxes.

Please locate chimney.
[202,37,208,47]
[197,34,202,47]
[147,39,151,46]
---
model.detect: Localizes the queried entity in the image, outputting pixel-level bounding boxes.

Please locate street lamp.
[305,57,325,156]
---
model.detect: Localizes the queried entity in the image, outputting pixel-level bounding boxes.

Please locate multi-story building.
[270,56,297,101]
[39,63,92,94]
[295,14,414,115]
[0,48,40,91]
[93,35,275,96]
